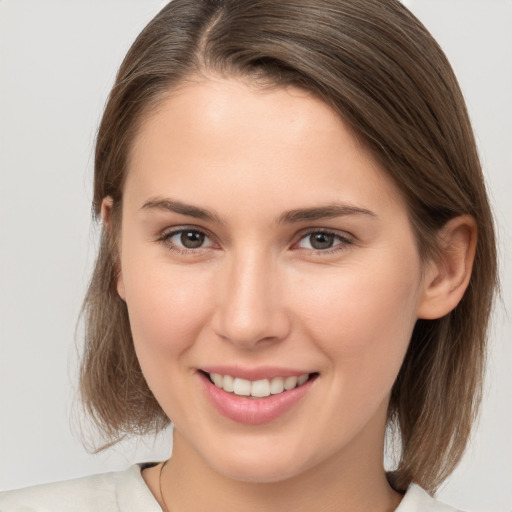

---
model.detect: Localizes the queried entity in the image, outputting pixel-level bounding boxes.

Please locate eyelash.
[157,227,354,256]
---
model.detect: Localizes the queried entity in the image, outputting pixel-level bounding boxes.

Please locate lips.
[198,367,318,425]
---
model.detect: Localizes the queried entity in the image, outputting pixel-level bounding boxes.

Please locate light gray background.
[0,1,511,510]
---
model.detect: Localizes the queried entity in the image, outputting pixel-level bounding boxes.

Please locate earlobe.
[417,215,477,320]
[116,270,127,301]
[100,196,126,301]
[101,196,114,227]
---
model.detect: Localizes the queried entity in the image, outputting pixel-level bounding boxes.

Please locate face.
[114,77,429,483]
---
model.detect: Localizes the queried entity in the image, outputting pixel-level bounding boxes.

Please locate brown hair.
[80,0,497,493]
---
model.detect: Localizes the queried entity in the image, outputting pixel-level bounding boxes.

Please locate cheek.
[294,252,421,373]
[120,252,215,369]
[288,253,422,441]
[121,261,218,420]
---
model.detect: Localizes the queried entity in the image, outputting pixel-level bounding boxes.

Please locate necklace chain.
[159,460,170,512]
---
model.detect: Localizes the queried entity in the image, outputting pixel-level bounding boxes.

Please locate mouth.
[202,371,318,398]
[197,366,319,424]
[199,369,318,424]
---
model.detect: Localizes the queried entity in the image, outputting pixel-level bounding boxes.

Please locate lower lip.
[200,373,315,425]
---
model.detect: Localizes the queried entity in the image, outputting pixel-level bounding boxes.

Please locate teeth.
[211,373,223,387]
[269,376,284,395]
[284,376,298,390]
[251,379,271,398]
[209,372,310,397]
[233,377,251,396]
[223,374,234,392]
[297,374,308,386]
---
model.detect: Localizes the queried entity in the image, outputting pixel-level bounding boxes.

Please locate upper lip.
[199,365,314,381]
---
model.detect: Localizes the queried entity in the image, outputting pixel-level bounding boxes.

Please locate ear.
[101,196,126,301]
[417,215,477,319]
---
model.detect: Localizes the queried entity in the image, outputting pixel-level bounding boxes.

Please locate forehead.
[131,77,351,158]
[125,77,404,216]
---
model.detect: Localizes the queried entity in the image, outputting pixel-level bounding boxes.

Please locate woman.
[0,0,498,510]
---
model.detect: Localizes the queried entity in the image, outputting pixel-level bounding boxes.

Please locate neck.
[153,429,402,512]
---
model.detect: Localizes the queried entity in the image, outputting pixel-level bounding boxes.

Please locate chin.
[201,439,316,484]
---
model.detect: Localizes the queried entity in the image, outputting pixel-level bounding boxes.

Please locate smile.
[199,369,318,425]
[208,372,311,398]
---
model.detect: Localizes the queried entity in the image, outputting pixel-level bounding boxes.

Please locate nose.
[211,249,291,348]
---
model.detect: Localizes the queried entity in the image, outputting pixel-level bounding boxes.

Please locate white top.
[0,464,461,511]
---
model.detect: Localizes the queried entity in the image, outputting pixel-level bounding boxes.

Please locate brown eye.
[296,231,352,252]
[162,229,212,251]
[309,233,335,250]
[180,230,205,248]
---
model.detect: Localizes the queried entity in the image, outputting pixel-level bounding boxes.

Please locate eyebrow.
[141,197,224,224]
[276,203,376,224]
[141,197,376,224]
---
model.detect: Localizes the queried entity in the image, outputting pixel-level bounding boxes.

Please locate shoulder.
[0,464,161,512]
[397,484,463,512]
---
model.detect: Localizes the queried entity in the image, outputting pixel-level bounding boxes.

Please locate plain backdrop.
[0,1,511,510]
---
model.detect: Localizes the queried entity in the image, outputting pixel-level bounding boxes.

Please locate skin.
[103,77,476,512]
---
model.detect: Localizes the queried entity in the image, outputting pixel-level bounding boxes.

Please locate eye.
[159,228,215,252]
[296,231,351,251]
[173,230,207,249]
